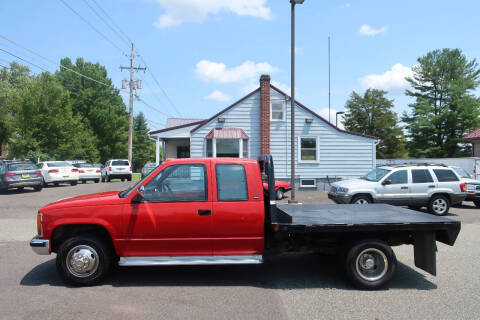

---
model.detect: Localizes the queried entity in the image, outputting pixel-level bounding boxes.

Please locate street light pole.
[336,111,345,128]
[289,0,304,204]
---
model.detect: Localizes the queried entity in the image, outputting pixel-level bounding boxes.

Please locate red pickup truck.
[30,155,460,289]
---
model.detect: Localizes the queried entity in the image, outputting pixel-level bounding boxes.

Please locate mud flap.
[414,232,437,276]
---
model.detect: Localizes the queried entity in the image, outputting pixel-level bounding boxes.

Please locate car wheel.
[276,188,284,200]
[0,185,7,194]
[17,187,24,191]
[70,181,78,186]
[106,175,110,182]
[121,178,125,182]
[33,185,43,192]
[42,178,48,187]
[351,195,372,204]
[54,182,59,187]
[101,176,105,183]
[127,176,132,182]
[56,234,114,286]
[95,179,100,183]
[82,180,86,184]
[345,239,397,290]
[428,195,450,216]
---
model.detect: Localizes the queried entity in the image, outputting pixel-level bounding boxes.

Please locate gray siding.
[190,91,261,158]
[270,88,376,180]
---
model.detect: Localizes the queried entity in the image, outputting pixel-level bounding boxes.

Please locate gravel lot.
[0,182,479,320]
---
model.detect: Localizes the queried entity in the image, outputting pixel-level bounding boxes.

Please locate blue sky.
[1,0,479,129]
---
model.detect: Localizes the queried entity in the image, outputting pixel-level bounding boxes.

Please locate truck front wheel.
[345,239,396,290]
[56,234,114,286]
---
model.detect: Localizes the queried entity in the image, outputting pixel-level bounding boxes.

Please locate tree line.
[0,58,155,171]
[342,48,480,158]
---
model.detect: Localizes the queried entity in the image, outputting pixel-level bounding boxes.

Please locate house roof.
[205,128,249,140]
[463,128,480,141]
[149,119,206,135]
[190,85,378,140]
[166,118,205,128]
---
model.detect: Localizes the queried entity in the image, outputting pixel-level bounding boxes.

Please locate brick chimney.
[260,74,270,155]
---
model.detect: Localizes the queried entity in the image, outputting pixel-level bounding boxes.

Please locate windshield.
[7,163,36,171]
[112,160,129,166]
[361,168,391,182]
[453,167,471,179]
[46,162,70,167]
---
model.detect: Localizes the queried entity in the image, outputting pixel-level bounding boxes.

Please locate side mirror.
[382,179,392,186]
[132,186,145,203]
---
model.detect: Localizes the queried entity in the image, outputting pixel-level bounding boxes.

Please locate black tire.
[42,178,48,187]
[54,182,59,187]
[95,179,99,183]
[56,234,114,286]
[351,195,372,204]
[428,195,450,216]
[101,176,105,183]
[345,239,397,290]
[33,185,43,192]
[70,181,78,186]
[474,200,480,208]
[408,206,421,211]
[17,187,24,191]
[106,175,110,182]
[276,188,284,200]
[82,180,86,184]
[0,185,7,194]
[121,178,125,182]
[127,175,132,181]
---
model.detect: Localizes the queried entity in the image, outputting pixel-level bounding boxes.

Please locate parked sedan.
[73,163,101,184]
[263,180,292,200]
[38,161,79,186]
[0,160,43,193]
[141,162,157,179]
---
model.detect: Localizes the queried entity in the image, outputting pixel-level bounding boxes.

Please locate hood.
[40,191,122,211]
[332,178,378,189]
[463,178,480,184]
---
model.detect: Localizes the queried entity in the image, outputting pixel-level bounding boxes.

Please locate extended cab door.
[211,161,265,255]
[121,161,213,256]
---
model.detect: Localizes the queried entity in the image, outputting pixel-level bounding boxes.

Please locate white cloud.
[196,60,279,83]
[359,63,413,91]
[317,107,345,129]
[205,90,231,102]
[358,24,387,36]
[154,0,272,29]
[339,3,351,9]
[271,81,291,94]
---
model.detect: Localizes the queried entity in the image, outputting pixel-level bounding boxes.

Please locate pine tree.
[132,112,155,171]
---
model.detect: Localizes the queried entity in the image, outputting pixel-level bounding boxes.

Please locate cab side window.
[385,170,408,184]
[144,164,207,202]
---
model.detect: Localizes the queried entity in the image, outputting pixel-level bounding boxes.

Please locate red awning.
[205,128,249,139]
[463,128,480,141]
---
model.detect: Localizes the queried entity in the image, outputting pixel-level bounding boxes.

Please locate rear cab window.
[433,169,459,182]
[216,164,248,201]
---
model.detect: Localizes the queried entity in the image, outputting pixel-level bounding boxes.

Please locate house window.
[206,139,249,158]
[300,179,316,188]
[271,101,285,121]
[299,137,318,162]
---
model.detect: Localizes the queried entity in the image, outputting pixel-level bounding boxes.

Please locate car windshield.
[112,160,129,166]
[7,163,36,171]
[46,162,70,167]
[453,167,471,179]
[361,168,391,182]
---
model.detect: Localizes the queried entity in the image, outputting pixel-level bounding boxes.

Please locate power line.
[91,0,132,44]
[138,98,174,118]
[81,0,130,47]
[0,48,50,73]
[58,0,128,56]
[0,34,125,91]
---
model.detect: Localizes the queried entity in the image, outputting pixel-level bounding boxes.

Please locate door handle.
[428,185,435,188]
[401,187,408,190]
[198,209,211,216]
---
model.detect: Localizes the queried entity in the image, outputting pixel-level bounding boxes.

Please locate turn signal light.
[460,183,467,192]
[71,168,79,172]
[79,170,85,174]
[48,169,59,173]
[34,171,42,176]
[3,172,16,177]
[37,213,43,237]
[96,170,101,173]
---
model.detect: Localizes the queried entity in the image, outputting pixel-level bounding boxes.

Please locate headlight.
[337,187,349,193]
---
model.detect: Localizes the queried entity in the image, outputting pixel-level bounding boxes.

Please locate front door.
[378,169,410,205]
[177,145,190,158]
[410,169,435,205]
[121,162,212,256]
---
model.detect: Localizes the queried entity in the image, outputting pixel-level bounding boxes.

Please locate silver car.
[451,166,480,207]
[328,164,467,215]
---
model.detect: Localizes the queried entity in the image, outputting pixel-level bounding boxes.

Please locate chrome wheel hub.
[355,248,388,282]
[433,199,447,214]
[66,245,99,277]
[356,199,368,204]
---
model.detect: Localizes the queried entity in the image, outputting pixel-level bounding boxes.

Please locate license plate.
[63,176,69,179]
[87,170,93,172]
[118,168,124,171]
[21,174,30,179]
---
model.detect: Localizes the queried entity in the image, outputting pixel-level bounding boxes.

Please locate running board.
[118,255,263,267]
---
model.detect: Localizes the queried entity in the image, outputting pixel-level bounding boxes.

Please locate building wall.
[190,90,262,159]
[474,142,480,157]
[269,88,376,180]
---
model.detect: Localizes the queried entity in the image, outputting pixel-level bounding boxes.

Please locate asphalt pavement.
[1,182,479,320]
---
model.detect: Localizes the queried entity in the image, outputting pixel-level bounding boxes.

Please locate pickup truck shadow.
[21,252,436,291]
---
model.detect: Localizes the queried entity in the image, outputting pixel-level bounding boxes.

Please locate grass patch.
[132,173,141,182]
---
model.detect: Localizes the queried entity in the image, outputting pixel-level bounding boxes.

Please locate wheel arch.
[350,193,374,203]
[51,223,116,254]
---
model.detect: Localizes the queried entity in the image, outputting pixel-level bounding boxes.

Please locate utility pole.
[328,36,331,123]
[120,43,146,165]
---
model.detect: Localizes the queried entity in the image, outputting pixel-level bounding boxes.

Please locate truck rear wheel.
[56,234,113,286]
[345,239,396,290]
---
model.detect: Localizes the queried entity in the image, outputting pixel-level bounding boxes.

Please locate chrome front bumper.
[30,236,50,255]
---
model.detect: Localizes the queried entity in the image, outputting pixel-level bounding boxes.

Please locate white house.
[149,75,378,188]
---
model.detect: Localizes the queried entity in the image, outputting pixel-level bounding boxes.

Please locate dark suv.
[0,160,43,193]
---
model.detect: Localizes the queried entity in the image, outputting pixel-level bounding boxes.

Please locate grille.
[476,185,480,191]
